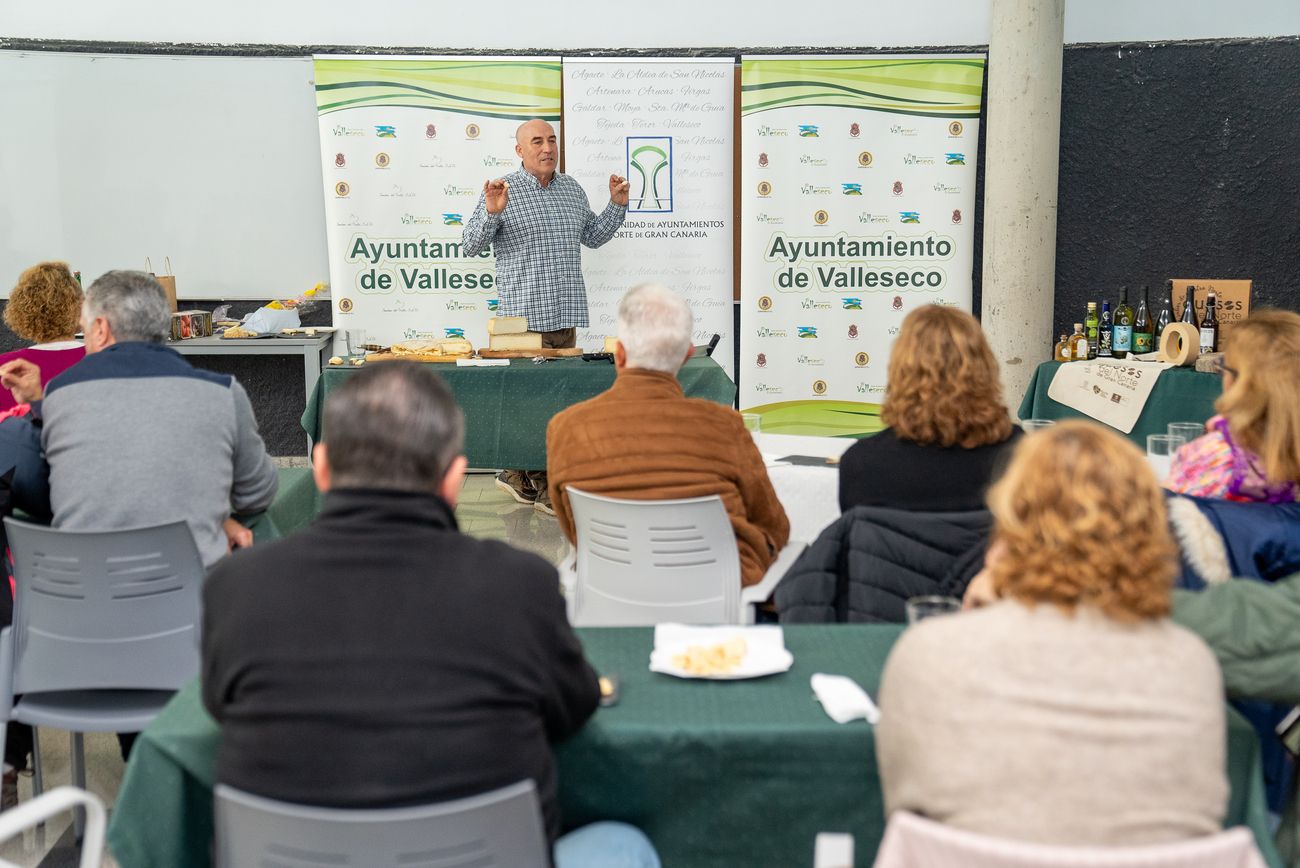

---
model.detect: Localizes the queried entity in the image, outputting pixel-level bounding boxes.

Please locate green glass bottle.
[1112,286,1134,359]
[1084,302,1099,360]
[1133,285,1154,355]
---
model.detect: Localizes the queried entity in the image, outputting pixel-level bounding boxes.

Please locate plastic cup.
[1167,422,1205,445]
[905,595,961,624]
[742,414,762,433]
[345,329,367,357]
[1147,434,1187,481]
[1020,419,1055,433]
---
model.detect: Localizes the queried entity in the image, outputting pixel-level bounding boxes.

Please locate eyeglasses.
[1210,356,1238,378]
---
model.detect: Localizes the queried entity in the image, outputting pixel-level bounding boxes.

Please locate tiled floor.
[7,469,567,867]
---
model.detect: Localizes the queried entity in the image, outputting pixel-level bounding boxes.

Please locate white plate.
[649,642,795,680]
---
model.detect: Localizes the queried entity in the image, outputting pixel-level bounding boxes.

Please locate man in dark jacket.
[201,362,658,866]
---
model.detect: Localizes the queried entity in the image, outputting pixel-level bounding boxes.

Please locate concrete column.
[981,0,1065,416]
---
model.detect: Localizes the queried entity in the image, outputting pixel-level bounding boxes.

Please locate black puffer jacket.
[774,506,992,623]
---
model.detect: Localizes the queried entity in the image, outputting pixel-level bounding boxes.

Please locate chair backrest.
[873,812,1269,868]
[214,780,550,868]
[3,517,204,694]
[567,488,741,626]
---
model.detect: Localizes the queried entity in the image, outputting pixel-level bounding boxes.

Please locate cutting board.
[479,347,584,359]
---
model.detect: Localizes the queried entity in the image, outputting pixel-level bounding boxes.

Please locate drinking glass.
[905,595,961,624]
[345,329,367,357]
[1168,422,1205,445]
[1020,419,1055,433]
[742,414,762,433]
[1146,434,1187,481]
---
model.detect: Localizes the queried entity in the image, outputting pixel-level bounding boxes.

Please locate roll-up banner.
[314,56,561,352]
[739,55,985,434]
[562,57,736,377]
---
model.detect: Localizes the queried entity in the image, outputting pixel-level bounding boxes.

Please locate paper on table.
[653,623,787,654]
[455,358,510,367]
[811,673,880,725]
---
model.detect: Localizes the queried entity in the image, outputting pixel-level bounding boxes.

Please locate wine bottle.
[1155,279,1175,339]
[1098,300,1113,358]
[1200,291,1220,354]
[1113,286,1134,359]
[1180,284,1197,324]
[1133,286,1154,355]
[1084,302,1099,360]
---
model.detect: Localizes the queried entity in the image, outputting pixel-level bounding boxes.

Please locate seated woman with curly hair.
[0,262,85,413]
[838,304,1019,513]
[1166,310,1300,502]
[876,421,1227,845]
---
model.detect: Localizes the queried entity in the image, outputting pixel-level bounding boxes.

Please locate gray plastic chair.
[564,488,741,626]
[0,786,105,867]
[0,518,203,828]
[214,780,550,868]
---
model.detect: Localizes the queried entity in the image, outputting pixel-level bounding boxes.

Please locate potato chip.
[671,637,748,676]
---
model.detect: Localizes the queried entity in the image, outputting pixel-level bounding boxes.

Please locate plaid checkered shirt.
[461,166,626,331]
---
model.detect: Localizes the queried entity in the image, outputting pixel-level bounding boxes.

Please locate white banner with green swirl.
[314,56,561,351]
[739,55,985,436]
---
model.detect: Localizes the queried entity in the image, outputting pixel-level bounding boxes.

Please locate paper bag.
[145,257,178,312]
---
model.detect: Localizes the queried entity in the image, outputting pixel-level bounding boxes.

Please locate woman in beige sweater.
[876,420,1228,845]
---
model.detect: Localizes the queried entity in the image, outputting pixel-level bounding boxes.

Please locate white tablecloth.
[752,432,852,545]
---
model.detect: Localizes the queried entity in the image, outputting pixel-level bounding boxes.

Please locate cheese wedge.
[489,332,543,351]
[603,336,619,353]
[487,316,529,335]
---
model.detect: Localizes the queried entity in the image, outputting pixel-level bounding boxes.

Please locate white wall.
[9,0,1298,50]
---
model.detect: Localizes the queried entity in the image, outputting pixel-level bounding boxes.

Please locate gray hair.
[322,361,465,493]
[84,270,171,343]
[617,283,693,374]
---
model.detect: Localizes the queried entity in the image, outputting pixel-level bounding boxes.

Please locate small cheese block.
[489,331,543,351]
[487,316,529,335]
[603,336,619,353]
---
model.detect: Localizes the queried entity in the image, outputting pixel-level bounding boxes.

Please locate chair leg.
[30,729,42,798]
[70,732,85,839]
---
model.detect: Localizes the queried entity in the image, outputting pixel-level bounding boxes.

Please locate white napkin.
[811,673,880,725]
[455,358,509,367]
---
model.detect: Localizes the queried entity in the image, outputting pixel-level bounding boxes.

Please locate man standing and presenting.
[462,118,630,510]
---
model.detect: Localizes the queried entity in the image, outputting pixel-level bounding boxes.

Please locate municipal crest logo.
[857,151,873,168]
[850,123,860,138]
[758,152,769,168]
[465,123,481,139]
[334,153,346,167]
[425,124,437,139]
[756,353,767,368]
[375,152,391,168]
[757,181,772,197]
[812,379,828,396]
[892,295,903,311]
[338,298,354,313]
[813,210,829,226]
[892,181,903,196]
[757,295,773,311]
[334,181,350,197]
[854,352,870,367]
[952,209,962,224]
[848,324,859,339]
[948,121,964,136]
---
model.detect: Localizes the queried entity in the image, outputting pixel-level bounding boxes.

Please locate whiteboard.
[0,51,329,299]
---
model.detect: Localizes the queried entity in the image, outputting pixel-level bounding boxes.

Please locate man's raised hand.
[609,174,630,207]
[485,178,510,214]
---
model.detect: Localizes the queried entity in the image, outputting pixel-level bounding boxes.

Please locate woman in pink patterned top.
[1165,311,1300,503]
[0,262,85,414]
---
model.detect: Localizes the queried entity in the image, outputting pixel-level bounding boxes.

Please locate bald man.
[462,119,630,509]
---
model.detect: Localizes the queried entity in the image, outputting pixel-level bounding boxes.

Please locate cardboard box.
[1170,279,1251,338]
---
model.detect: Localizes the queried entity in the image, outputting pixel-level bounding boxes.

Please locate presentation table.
[301,355,737,470]
[1018,360,1222,445]
[105,625,1281,868]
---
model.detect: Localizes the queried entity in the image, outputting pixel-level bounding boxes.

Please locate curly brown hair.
[6,262,83,344]
[987,420,1177,622]
[1215,310,1300,485]
[881,304,1013,447]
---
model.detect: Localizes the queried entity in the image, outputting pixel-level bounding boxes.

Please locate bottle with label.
[1098,300,1114,358]
[1069,323,1089,362]
[1200,291,1220,354]
[1155,279,1175,340]
[1133,285,1154,355]
[1112,286,1134,359]
[1084,302,1099,359]
[1180,284,1197,324]
[1054,333,1071,363]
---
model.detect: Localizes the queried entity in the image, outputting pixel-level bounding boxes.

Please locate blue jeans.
[554,822,660,868]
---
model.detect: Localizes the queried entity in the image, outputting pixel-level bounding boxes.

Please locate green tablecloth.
[240,467,320,544]
[104,625,1282,868]
[1018,361,1222,445]
[301,356,737,470]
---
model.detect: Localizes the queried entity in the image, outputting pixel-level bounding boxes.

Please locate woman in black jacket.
[839,304,1021,513]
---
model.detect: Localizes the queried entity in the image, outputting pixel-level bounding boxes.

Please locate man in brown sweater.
[546,284,789,587]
